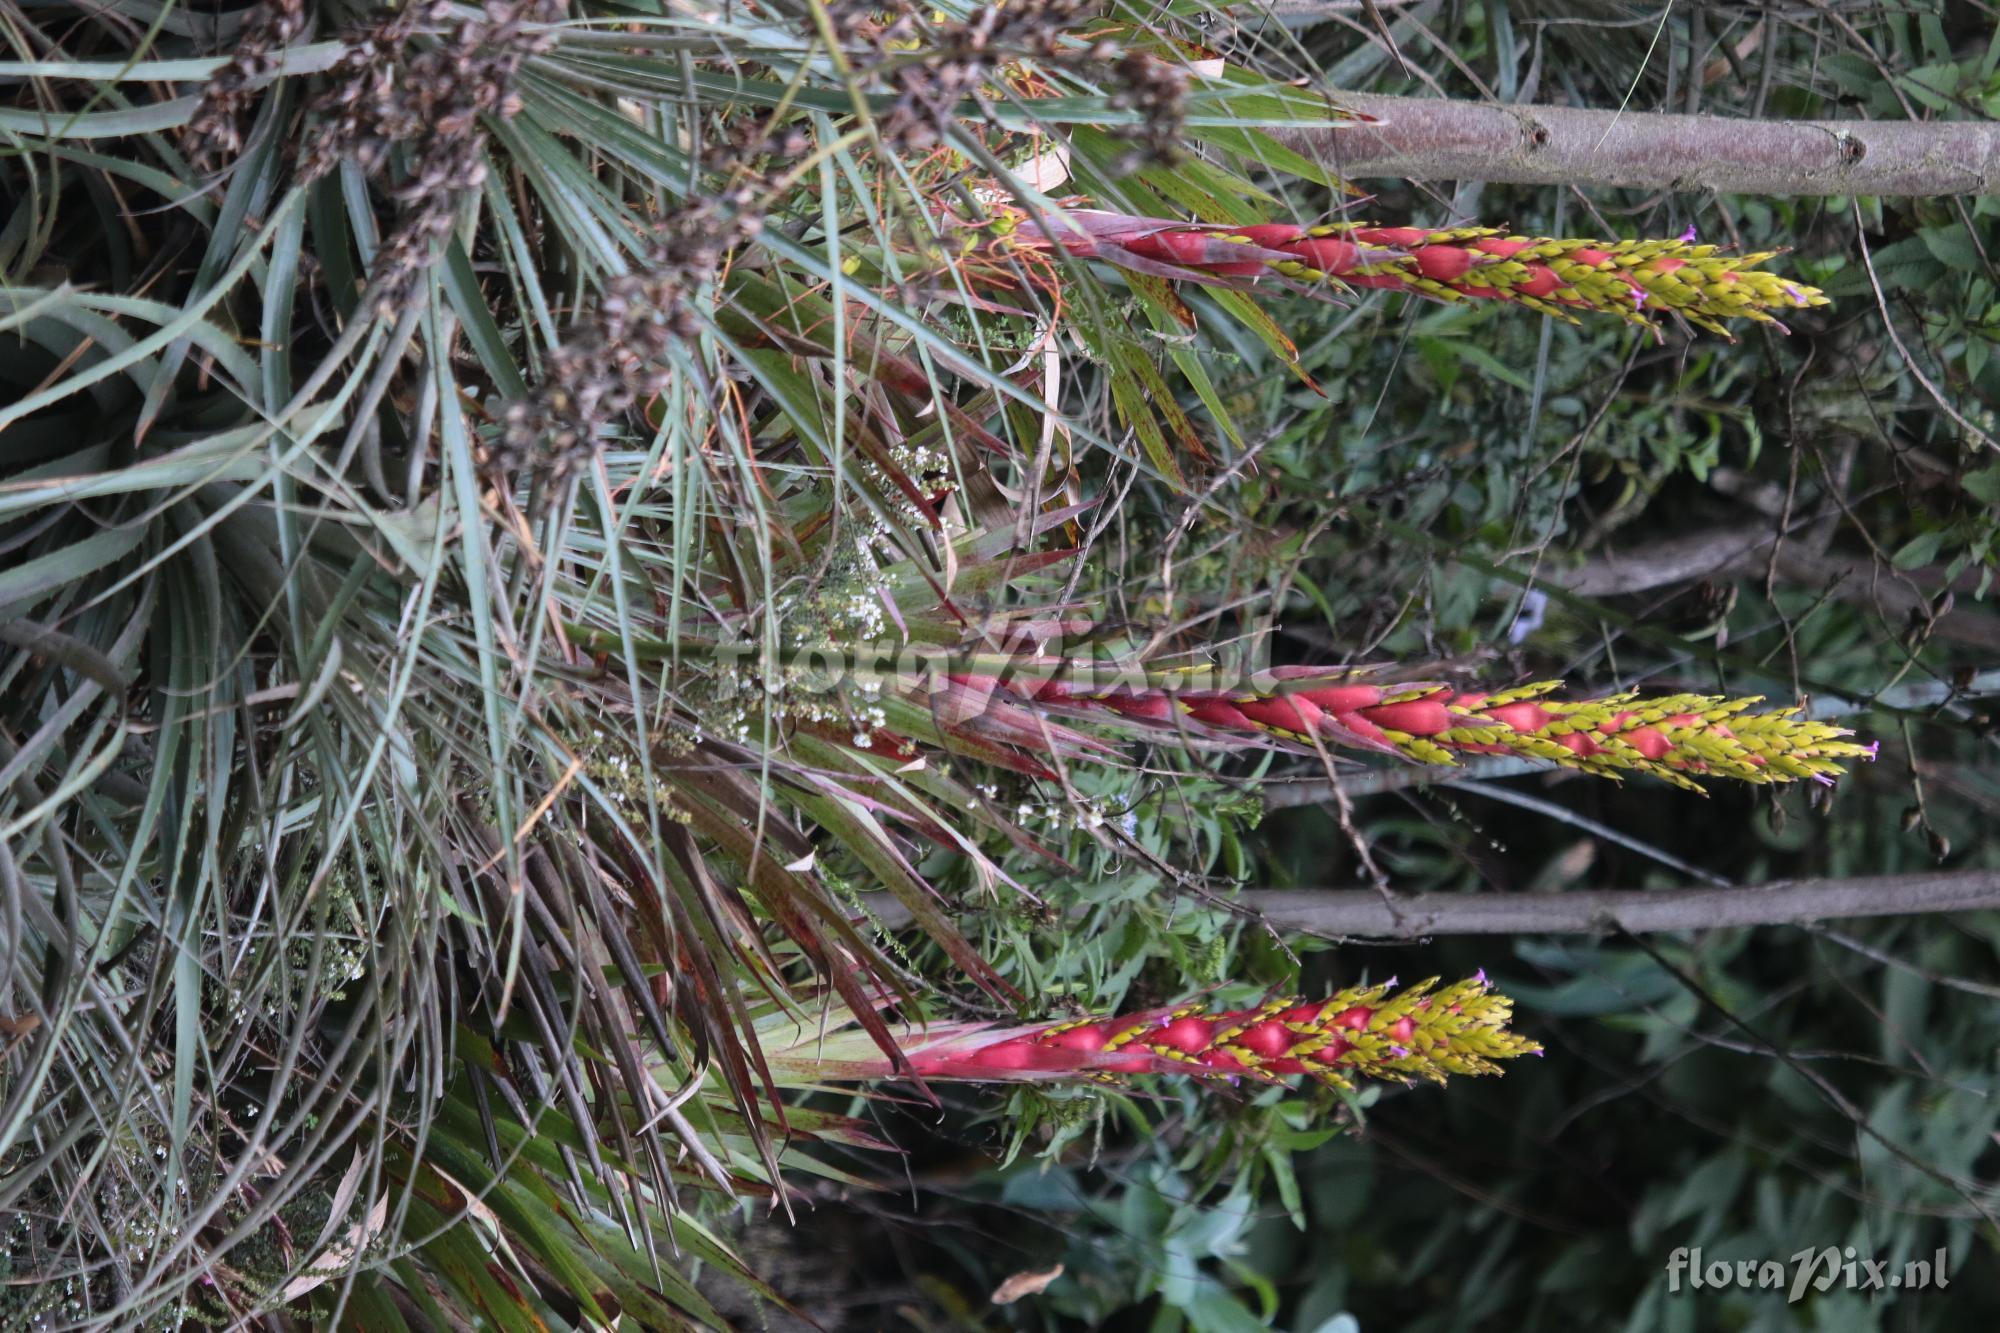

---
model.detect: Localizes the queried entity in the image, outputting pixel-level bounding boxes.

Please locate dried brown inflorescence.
[490,120,795,487]
[835,0,1088,152]
[184,0,308,171]
[301,0,564,317]
[490,268,692,487]
[833,0,1186,164]
[1106,47,1189,167]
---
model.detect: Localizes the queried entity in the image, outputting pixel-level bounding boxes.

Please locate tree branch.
[1233,870,2000,937]
[1277,93,2000,196]
[858,870,2000,937]
[1554,526,2000,655]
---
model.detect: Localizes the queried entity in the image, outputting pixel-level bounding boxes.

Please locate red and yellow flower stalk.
[998,209,1828,337]
[887,975,1538,1092]
[946,669,1876,791]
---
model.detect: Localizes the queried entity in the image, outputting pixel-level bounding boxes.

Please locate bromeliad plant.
[0,0,1860,1327]
[939,668,1877,791]
[782,975,1542,1093]
[992,212,1830,337]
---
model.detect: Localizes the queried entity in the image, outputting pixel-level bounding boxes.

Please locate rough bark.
[1230,870,2000,937]
[1276,93,2000,197]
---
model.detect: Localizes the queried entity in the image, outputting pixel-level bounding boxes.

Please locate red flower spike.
[1358,697,1453,735]
[1239,1021,1295,1058]
[922,673,1872,792]
[1414,245,1478,282]
[896,977,1541,1094]
[1484,700,1553,732]
[1043,1024,1109,1053]
[1513,265,1563,298]
[996,208,1829,337]
[1351,226,1432,248]
[1101,1053,1155,1073]
[1235,222,1307,246]
[954,1038,1068,1073]
[1181,697,1259,730]
[1282,236,1363,272]
[1156,1015,1215,1052]
[1131,230,1221,265]
[1100,691,1175,720]
[1233,695,1326,736]
[1625,727,1671,760]
[1295,684,1386,713]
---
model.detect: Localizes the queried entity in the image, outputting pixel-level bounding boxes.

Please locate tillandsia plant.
[893,975,1541,1092]
[1,0,1879,1325]
[939,667,1878,792]
[986,211,1831,338]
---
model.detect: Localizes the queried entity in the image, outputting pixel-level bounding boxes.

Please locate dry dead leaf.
[990,1264,1064,1305]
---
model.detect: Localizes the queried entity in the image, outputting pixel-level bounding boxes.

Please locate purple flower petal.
[1679,224,1699,244]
